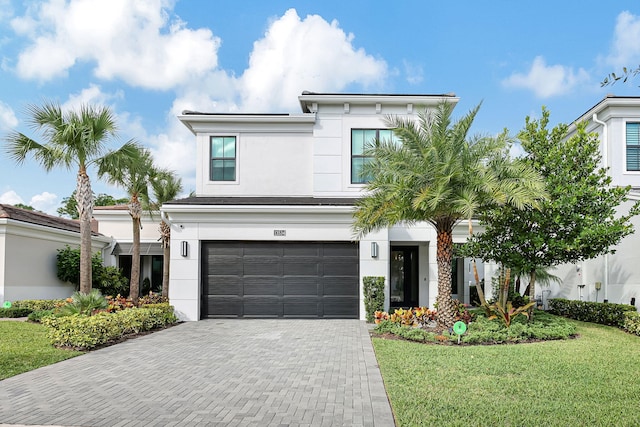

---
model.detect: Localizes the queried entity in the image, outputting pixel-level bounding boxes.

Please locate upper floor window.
[351,129,399,184]
[210,136,236,181]
[627,123,640,172]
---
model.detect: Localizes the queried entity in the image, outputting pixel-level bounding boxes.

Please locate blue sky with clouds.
[1,0,640,214]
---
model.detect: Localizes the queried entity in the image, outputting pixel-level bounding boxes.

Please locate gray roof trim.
[0,204,101,236]
[163,197,359,206]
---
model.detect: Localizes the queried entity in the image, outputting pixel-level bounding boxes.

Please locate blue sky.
[1,0,640,214]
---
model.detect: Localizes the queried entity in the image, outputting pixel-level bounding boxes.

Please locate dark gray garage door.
[201,241,359,318]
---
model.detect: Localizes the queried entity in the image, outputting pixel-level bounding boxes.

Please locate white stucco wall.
[0,220,111,303]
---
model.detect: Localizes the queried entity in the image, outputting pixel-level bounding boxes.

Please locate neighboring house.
[92,206,164,293]
[0,204,111,303]
[546,96,640,307]
[164,92,494,321]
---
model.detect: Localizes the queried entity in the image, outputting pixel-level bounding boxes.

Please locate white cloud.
[239,9,388,111]
[0,101,18,130]
[0,0,13,22]
[61,84,123,111]
[403,60,424,85]
[29,192,58,214]
[11,0,221,89]
[502,56,589,98]
[0,190,24,205]
[606,11,640,68]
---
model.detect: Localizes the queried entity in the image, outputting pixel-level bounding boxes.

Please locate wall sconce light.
[180,241,188,257]
[371,242,379,258]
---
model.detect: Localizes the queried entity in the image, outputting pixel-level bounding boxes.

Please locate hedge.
[363,276,385,323]
[548,298,637,327]
[623,311,640,336]
[41,303,178,349]
[0,307,33,318]
[12,299,66,311]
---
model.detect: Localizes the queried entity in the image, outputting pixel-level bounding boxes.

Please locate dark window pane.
[211,159,225,180]
[223,137,236,157]
[223,160,236,181]
[627,123,640,170]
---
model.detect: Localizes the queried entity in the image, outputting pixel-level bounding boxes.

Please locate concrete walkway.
[0,319,395,427]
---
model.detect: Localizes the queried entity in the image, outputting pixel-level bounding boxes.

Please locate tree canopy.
[57,191,129,219]
[352,102,545,327]
[463,107,640,302]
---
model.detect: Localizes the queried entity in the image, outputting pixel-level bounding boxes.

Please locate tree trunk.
[76,167,94,294]
[129,195,142,304]
[160,219,171,298]
[528,269,537,320]
[436,223,457,329]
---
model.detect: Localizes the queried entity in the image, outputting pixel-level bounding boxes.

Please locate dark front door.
[390,246,419,308]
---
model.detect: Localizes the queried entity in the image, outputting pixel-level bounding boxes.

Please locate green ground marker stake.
[453,321,467,344]
[2,301,11,308]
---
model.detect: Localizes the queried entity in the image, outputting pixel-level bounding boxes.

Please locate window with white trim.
[210,136,236,181]
[627,123,640,171]
[351,129,399,184]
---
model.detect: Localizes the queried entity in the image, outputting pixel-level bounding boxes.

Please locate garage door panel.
[324,279,359,296]
[243,258,282,276]
[243,297,282,316]
[323,260,359,276]
[284,297,320,316]
[283,259,319,275]
[284,277,319,295]
[322,297,359,317]
[208,258,243,275]
[207,276,242,295]
[202,241,358,318]
[208,297,242,316]
[243,278,282,296]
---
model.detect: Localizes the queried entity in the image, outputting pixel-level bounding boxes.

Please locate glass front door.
[390,246,419,308]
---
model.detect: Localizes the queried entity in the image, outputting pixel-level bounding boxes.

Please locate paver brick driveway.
[0,319,395,427]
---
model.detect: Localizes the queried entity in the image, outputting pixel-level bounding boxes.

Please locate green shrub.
[363,276,385,323]
[27,310,55,322]
[374,320,439,343]
[0,307,32,318]
[139,292,168,306]
[12,299,65,311]
[623,311,640,336]
[94,266,129,298]
[58,290,108,316]
[549,298,637,327]
[41,304,178,349]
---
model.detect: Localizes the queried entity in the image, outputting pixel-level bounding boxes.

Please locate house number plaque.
[274,230,286,236]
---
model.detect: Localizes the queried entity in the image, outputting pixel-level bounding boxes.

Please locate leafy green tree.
[352,102,545,328]
[13,203,36,211]
[57,190,129,219]
[149,171,183,298]
[98,147,160,304]
[6,102,140,293]
[601,66,640,87]
[56,245,128,296]
[464,108,640,308]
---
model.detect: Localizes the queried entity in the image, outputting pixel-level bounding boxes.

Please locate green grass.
[0,321,83,380]
[373,320,640,427]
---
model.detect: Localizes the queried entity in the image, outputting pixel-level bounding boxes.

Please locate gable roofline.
[0,204,101,236]
[298,91,459,113]
[177,112,316,135]
[572,95,640,124]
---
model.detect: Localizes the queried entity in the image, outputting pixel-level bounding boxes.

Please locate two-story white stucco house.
[163,92,492,321]
[546,96,640,308]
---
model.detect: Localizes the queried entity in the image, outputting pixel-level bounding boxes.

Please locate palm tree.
[98,147,155,304]
[352,102,546,328]
[5,102,139,293]
[149,171,183,298]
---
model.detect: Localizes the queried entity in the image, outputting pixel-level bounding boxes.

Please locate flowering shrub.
[105,294,135,312]
[374,303,473,328]
[139,291,168,305]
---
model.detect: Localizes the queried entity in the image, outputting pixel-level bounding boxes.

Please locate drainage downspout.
[592,113,609,302]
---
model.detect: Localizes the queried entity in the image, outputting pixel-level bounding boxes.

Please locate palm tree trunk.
[129,195,142,304]
[160,220,171,298]
[436,223,457,329]
[76,167,94,294]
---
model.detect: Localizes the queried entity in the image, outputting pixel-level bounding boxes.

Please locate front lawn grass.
[373,320,640,427]
[0,321,83,380]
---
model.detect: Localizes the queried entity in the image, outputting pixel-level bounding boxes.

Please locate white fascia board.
[299,93,459,112]
[0,218,112,247]
[569,97,640,132]
[162,204,356,225]
[178,113,316,135]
